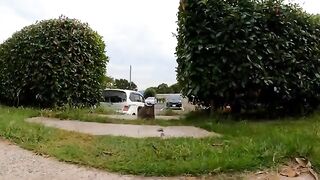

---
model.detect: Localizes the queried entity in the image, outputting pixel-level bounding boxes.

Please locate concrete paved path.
[99,114,180,120]
[26,117,217,138]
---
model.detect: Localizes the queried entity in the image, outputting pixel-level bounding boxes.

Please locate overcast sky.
[0,0,319,90]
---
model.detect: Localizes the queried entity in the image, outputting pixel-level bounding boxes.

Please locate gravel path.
[0,139,158,180]
[26,117,217,138]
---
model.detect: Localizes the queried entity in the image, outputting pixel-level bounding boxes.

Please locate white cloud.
[290,0,320,14]
[0,6,30,43]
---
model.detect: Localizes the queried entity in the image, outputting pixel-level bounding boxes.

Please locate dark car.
[166,95,182,110]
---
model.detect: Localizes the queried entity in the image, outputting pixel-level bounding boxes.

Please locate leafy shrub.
[176,0,320,115]
[144,87,156,98]
[0,16,108,107]
[114,79,137,90]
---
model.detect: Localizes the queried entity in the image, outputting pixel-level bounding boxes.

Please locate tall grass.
[0,106,320,176]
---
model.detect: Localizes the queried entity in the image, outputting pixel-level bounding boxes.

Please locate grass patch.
[157,109,181,116]
[41,107,183,126]
[0,105,320,176]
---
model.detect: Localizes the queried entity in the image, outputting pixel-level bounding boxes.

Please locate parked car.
[145,97,157,106]
[166,95,182,110]
[100,89,145,115]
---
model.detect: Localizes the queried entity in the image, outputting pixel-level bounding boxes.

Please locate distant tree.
[170,83,182,93]
[312,14,320,23]
[114,79,137,90]
[144,87,156,98]
[156,83,172,94]
[102,75,115,88]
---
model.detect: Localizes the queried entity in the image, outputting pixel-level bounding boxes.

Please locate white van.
[101,89,145,115]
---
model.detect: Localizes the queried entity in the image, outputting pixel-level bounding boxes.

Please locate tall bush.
[144,87,156,98]
[0,16,108,107]
[114,79,137,90]
[176,0,320,115]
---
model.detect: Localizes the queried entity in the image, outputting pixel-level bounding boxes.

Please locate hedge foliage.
[0,16,108,107]
[144,87,156,98]
[176,0,320,115]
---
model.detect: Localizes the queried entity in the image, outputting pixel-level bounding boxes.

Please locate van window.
[166,95,182,103]
[129,93,144,102]
[103,90,127,103]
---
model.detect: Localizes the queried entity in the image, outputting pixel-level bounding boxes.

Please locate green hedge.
[0,16,108,107]
[176,0,320,115]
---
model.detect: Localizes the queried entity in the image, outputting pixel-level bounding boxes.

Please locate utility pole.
[129,65,132,89]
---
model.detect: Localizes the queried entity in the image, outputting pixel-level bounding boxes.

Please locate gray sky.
[0,0,319,89]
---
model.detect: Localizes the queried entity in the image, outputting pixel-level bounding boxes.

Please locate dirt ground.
[26,117,217,138]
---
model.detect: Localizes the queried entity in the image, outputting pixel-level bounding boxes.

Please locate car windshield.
[167,95,182,103]
[103,90,126,103]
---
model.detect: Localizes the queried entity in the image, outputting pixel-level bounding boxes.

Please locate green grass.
[41,107,183,125]
[0,105,320,176]
[157,109,182,116]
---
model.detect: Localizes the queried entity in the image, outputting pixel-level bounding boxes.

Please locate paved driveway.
[26,117,218,138]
